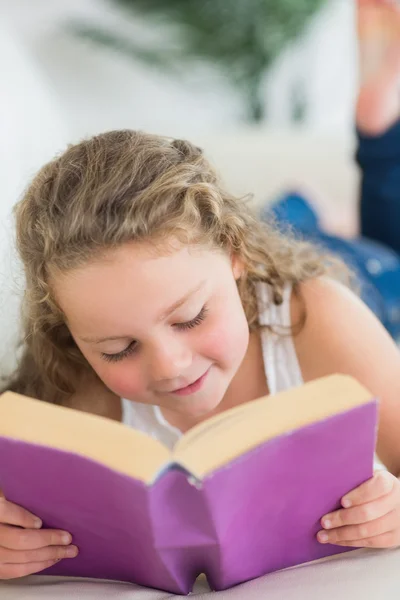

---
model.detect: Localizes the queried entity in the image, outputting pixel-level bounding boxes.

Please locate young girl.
[1,0,400,583]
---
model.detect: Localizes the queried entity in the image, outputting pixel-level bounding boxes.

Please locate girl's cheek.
[95,361,146,399]
[202,325,230,359]
[202,312,249,364]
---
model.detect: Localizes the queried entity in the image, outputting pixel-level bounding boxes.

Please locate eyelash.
[100,306,208,364]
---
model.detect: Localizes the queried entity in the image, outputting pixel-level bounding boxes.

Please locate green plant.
[70,0,327,122]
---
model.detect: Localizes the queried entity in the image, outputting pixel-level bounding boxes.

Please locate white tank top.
[121,281,385,471]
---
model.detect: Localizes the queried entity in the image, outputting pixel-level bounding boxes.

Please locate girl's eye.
[174,306,208,331]
[101,342,137,364]
[100,306,208,364]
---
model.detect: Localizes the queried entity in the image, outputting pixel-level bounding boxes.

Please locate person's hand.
[0,494,78,579]
[317,471,400,548]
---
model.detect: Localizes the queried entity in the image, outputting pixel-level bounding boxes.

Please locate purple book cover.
[0,400,377,595]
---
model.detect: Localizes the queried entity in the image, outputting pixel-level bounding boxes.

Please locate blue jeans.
[263,121,400,340]
[359,121,400,255]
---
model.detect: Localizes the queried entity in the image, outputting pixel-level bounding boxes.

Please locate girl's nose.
[149,340,192,383]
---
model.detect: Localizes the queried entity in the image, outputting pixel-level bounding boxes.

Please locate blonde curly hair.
[3,130,350,404]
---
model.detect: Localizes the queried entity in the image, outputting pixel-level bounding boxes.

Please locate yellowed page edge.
[0,392,171,484]
[174,375,374,479]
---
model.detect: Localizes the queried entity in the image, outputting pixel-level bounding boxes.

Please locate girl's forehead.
[53,244,233,338]
[51,241,230,313]
[99,242,221,273]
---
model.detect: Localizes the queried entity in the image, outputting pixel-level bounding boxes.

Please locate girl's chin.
[169,390,227,424]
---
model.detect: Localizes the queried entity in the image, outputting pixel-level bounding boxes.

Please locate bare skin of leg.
[356,0,400,135]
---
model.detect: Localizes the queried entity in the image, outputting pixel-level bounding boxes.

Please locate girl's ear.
[231,253,245,281]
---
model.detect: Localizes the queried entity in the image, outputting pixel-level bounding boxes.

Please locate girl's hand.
[0,494,78,579]
[317,471,400,549]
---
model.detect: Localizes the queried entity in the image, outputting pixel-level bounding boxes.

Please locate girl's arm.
[293,276,400,474]
[292,277,400,549]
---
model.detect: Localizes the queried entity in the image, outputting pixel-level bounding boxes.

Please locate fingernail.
[322,518,332,529]
[33,518,42,529]
[342,498,352,508]
[61,533,72,545]
[65,545,78,558]
[318,531,329,543]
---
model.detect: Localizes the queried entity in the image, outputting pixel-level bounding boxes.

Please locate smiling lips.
[169,368,210,396]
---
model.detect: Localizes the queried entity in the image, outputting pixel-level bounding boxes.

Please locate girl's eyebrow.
[156,280,206,323]
[79,280,206,344]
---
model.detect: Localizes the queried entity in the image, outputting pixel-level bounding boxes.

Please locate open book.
[0,374,378,594]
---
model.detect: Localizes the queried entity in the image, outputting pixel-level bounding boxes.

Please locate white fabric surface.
[1,548,400,599]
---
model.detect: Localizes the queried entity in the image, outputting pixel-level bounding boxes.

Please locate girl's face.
[53,240,249,421]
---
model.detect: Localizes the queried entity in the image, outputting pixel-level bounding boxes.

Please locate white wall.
[266,0,357,131]
[1,0,357,139]
[0,20,69,376]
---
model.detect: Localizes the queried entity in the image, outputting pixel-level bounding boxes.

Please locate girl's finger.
[326,530,400,549]
[0,497,42,529]
[318,508,399,544]
[0,524,72,551]
[341,471,396,508]
[0,544,78,564]
[0,559,61,580]
[322,488,398,529]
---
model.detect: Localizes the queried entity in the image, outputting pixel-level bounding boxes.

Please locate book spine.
[150,465,219,594]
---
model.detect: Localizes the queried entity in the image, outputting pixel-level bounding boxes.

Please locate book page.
[173,374,375,479]
[0,392,171,484]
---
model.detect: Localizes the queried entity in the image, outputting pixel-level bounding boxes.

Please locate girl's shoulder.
[291,275,400,474]
[290,276,370,381]
[291,273,400,387]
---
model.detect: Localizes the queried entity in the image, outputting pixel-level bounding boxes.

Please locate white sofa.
[196,127,359,238]
[1,547,400,598]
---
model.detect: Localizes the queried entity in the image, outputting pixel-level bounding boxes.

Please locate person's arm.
[355,0,400,253]
[357,121,400,255]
